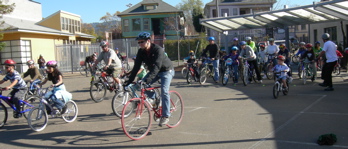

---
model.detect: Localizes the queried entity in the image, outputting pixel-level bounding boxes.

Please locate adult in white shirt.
[317,33,338,91]
[265,38,280,67]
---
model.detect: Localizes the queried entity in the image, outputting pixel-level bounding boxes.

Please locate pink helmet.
[46,60,57,67]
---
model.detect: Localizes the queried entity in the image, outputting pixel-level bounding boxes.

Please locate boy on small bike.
[22,60,43,95]
[301,43,317,81]
[224,46,240,83]
[187,52,200,80]
[272,55,290,91]
[38,60,66,114]
[0,59,27,118]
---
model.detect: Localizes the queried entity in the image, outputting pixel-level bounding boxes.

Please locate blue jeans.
[30,79,41,91]
[213,59,219,81]
[45,84,66,110]
[143,69,174,118]
[232,64,239,82]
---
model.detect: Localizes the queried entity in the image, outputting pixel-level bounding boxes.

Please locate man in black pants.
[239,41,262,83]
[317,33,337,91]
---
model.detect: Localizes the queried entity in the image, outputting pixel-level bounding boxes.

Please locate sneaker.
[324,87,334,91]
[53,109,61,115]
[159,117,169,127]
[258,80,263,83]
[13,111,22,118]
[61,106,67,114]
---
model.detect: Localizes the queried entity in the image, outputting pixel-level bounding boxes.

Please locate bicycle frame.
[0,90,34,114]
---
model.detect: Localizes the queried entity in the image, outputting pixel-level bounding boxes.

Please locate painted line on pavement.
[248,95,327,149]
[185,107,207,113]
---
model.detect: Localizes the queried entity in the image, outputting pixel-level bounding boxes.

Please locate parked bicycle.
[121,82,184,140]
[199,58,216,84]
[273,72,290,99]
[0,88,37,128]
[27,87,78,132]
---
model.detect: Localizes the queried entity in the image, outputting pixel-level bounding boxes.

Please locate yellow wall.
[38,13,61,31]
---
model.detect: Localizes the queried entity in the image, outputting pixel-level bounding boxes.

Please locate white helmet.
[246,37,252,41]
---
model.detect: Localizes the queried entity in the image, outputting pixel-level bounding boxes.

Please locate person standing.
[37,55,46,69]
[202,37,220,82]
[317,33,337,91]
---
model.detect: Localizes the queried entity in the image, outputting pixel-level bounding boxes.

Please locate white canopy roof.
[200,0,348,32]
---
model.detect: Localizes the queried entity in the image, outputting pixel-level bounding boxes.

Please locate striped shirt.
[3,70,27,89]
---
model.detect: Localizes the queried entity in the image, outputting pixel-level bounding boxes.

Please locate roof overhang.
[1,28,74,36]
[200,0,348,32]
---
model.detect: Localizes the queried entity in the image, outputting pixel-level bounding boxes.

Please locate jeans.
[213,59,219,81]
[232,64,239,82]
[45,84,66,110]
[30,79,41,91]
[322,61,336,87]
[143,69,174,118]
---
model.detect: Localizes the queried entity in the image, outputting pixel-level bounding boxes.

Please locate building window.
[143,18,149,30]
[145,5,155,10]
[212,9,217,17]
[164,17,177,30]
[314,29,317,42]
[221,9,229,17]
[123,19,129,32]
[0,40,31,64]
[77,20,81,32]
[324,26,337,42]
[65,18,68,31]
[301,24,306,30]
[132,18,141,31]
[61,17,65,30]
[232,8,238,16]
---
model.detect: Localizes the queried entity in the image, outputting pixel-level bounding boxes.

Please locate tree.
[99,11,122,39]
[192,8,205,33]
[0,1,15,51]
[81,23,98,43]
[176,0,204,35]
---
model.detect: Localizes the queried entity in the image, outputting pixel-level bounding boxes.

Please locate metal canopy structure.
[200,0,348,32]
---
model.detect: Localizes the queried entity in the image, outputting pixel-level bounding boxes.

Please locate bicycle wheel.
[266,64,274,80]
[186,70,193,84]
[0,103,8,128]
[121,98,152,140]
[302,69,307,85]
[27,107,48,132]
[243,67,249,86]
[181,67,187,78]
[222,68,229,86]
[61,100,78,123]
[90,81,107,103]
[199,68,208,85]
[273,83,279,99]
[112,92,134,118]
[166,91,184,128]
[292,55,299,64]
[79,67,86,76]
[335,66,340,75]
[22,96,40,119]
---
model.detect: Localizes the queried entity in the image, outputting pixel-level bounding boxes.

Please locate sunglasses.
[5,66,11,69]
[138,41,146,44]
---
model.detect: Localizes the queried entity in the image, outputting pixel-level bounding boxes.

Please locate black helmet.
[136,32,151,40]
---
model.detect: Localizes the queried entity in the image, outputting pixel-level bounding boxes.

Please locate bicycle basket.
[79,61,85,66]
[225,58,233,65]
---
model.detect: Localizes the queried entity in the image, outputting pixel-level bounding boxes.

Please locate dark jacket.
[203,44,220,59]
[128,43,173,83]
[301,50,315,61]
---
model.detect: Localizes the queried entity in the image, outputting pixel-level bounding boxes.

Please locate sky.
[34,0,321,23]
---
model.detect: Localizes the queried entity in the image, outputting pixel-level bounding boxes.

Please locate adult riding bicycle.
[0,88,37,128]
[121,82,183,140]
[27,87,78,132]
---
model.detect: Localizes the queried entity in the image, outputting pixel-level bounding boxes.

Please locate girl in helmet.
[301,43,317,81]
[223,46,240,83]
[272,55,290,91]
[38,60,66,114]
[22,60,43,95]
[0,59,27,118]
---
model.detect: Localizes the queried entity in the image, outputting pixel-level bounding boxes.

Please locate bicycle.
[265,54,276,80]
[181,57,189,78]
[300,60,315,85]
[0,88,37,128]
[221,58,236,85]
[79,61,93,77]
[90,65,124,103]
[27,87,78,132]
[199,58,216,84]
[240,58,257,86]
[112,83,161,118]
[186,63,199,84]
[121,82,184,140]
[273,72,290,99]
[332,58,341,75]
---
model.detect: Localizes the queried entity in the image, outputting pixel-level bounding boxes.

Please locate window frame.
[0,40,32,64]
[324,26,337,42]
[123,19,129,32]
[143,18,150,30]
[132,18,141,31]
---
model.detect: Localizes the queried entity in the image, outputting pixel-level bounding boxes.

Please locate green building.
[118,0,185,44]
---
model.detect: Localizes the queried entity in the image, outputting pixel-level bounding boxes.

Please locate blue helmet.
[239,41,247,46]
[232,37,238,41]
[315,41,321,45]
[208,37,215,41]
[231,46,238,51]
[136,32,151,40]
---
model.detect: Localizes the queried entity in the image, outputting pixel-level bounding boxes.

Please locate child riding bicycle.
[22,60,43,95]
[223,46,240,83]
[273,55,290,91]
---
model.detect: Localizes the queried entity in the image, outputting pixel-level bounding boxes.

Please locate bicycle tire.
[335,66,340,75]
[0,103,8,128]
[273,83,279,99]
[62,100,78,123]
[222,68,229,86]
[80,67,86,76]
[243,66,248,86]
[90,81,107,103]
[22,96,40,119]
[186,70,193,84]
[27,107,48,132]
[266,64,274,80]
[181,67,187,78]
[199,68,208,85]
[302,68,307,85]
[121,98,152,140]
[112,92,134,118]
[166,91,184,128]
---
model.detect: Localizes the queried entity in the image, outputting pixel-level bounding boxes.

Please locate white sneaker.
[159,117,169,127]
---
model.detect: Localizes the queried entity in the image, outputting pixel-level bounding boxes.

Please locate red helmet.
[260,44,265,48]
[277,55,285,61]
[4,59,16,66]
[305,43,313,48]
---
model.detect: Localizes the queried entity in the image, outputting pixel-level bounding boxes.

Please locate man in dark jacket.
[202,36,220,82]
[126,32,174,127]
